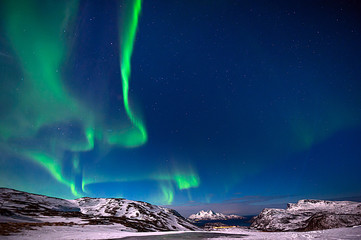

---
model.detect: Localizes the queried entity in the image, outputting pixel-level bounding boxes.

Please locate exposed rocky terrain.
[0,188,198,235]
[251,199,361,231]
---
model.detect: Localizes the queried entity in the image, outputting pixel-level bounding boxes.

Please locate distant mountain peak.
[188,209,244,221]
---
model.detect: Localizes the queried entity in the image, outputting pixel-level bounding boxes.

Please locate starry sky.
[1,0,361,216]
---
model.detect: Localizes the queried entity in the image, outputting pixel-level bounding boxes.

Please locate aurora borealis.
[1,0,361,216]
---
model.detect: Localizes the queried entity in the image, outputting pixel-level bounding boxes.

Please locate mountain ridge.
[0,188,199,233]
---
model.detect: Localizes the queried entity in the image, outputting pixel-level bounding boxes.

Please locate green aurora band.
[0,0,199,204]
[81,163,200,204]
[107,0,147,147]
[23,150,81,197]
[1,0,86,197]
[1,0,84,139]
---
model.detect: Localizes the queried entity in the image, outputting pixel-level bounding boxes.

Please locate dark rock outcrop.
[251,199,361,231]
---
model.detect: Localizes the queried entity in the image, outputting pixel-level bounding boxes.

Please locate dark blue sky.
[0,0,361,216]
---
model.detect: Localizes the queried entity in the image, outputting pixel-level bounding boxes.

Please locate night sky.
[1,0,361,216]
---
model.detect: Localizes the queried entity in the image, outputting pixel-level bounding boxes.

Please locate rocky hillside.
[0,188,198,233]
[251,199,361,231]
[188,210,244,221]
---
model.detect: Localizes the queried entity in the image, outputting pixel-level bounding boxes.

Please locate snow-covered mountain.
[0,188,198,234]
[251,199,361,231]
[188,210,244,221]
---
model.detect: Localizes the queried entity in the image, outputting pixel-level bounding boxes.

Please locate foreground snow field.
[218,226,361,239]
[1,225,361,240]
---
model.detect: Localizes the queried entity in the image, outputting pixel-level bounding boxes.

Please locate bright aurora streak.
[0,0,199,204]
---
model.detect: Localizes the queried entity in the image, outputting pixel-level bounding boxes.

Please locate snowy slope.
[0,188,198,234]
[74,197,197,231]
[1,224,361,240]
[188,210,244,221]
[251,199,361,231]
